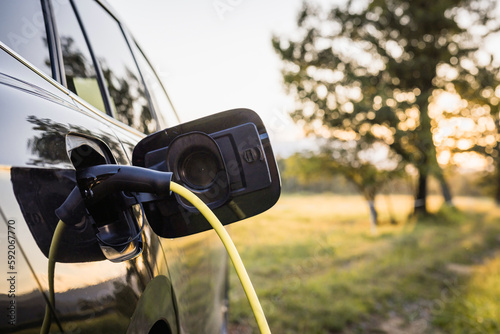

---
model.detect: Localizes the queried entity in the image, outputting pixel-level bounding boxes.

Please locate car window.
[0,0,52,77]
[74,0,156,134]
[132,44,180,128]
[51,0,106,113]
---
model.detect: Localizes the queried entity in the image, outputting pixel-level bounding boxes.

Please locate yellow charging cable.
[41,220,66,334]
[42,183,271,334]
[170,181,271,334]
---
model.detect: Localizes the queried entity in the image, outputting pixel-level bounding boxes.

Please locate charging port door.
[132,108,281,238]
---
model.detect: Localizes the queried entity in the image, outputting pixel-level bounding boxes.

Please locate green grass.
[227,194,500,333]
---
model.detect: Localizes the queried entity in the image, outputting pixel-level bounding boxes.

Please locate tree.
[421,0,500,204]
[284,145,403,232]
[448,54,500,204]
[318,144,402,232]
[273,0,499,215]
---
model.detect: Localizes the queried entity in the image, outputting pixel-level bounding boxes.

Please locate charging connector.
[43,165,271,334]
[77,165,173,262]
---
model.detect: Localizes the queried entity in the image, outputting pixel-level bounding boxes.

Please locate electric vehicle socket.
[132,108,281,238]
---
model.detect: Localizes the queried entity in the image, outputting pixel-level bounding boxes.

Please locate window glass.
[133,44,180,128]
[51,0,106,113]
[74,0,156,134]
[0,0,52,77]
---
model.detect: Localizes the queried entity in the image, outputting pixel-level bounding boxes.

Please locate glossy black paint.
[0,10,217,333]
[0,1,228,332]
[0,45,159,332]
[11,167,105,263]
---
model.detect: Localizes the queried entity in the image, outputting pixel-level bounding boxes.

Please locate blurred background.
[110,1,500,333]
[107,0,316,156]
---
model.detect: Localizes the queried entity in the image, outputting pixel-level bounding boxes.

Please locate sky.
[106,0,318,157]
[105,0,500,172]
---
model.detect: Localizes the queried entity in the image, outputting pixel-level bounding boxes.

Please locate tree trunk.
[494,129,500,206]
[495,169,500,206]
[437,172,453,207]
[384,194,397,225]
[367,200,378,234]
[414,171,427,215]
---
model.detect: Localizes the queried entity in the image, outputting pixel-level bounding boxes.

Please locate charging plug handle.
[77,165,173,202]
[55,186,86,227]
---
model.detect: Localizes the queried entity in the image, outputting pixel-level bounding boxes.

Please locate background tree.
[421,0,500,204]
[278,154,355,193]
[273,0,499,215]
[283,142,403,231]
[447,54,500,204]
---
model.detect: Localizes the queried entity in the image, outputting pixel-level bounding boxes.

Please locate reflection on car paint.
[0,0,233,331]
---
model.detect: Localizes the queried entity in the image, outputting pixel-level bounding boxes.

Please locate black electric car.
[0,1,280,333]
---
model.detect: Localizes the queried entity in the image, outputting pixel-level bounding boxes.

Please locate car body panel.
[0,44,155,332]
[0,1,229,330]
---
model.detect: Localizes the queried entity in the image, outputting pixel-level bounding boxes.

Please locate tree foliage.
[273,0,500,214]
[434,27,500,203]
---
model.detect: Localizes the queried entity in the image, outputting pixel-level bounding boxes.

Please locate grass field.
[227,194,500,333]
